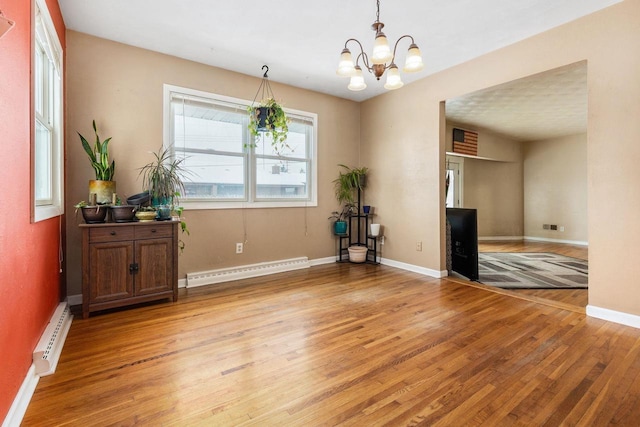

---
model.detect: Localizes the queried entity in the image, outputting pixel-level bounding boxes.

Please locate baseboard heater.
[186,256,311,288]
[33,302,73,376]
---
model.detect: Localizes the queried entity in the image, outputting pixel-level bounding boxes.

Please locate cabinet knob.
[151,229,157,233]
[110,231,116,236]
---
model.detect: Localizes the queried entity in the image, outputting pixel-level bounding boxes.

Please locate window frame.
[163,84,318,210]
[33,0,64,222]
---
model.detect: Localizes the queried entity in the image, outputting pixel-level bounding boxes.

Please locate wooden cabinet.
[80,221,178,318]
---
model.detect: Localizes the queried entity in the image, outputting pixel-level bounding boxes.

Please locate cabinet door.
[135,238,173,296]
[89,241,134,303]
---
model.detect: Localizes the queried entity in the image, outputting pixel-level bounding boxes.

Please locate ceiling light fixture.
[336,0,424,91]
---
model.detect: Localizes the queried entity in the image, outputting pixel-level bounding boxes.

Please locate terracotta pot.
[89,180,116,205]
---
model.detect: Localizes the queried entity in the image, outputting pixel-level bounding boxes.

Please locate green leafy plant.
[139,147,188,206]
[333,164,369,205]
[78,120,115,181]
[138,147,191,252]
[247,98,290,153]
[328,203,357,222]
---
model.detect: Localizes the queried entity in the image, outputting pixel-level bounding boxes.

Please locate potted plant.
[139,147,188,218]
[138,147,190,252]
[248,98,290,154]
[74,201,107,224]
[328,203,356,235]
[333,164,368,205]
[78,120,116,204]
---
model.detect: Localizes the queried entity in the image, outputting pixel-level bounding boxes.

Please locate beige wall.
[524,133,587,242]
[361,1,640,315]
[65,32,360,295]
[446,123,524,237]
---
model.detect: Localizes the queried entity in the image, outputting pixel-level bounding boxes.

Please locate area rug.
[478,252,588,289]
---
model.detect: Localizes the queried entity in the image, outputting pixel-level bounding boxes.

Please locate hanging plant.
[248,97,290,146]
[247,66,291,155]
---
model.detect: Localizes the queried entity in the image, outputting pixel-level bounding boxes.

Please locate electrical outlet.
[560,226,565,232]
[236,243,243,254]
[380,236,385,245]
[416,241,422,251]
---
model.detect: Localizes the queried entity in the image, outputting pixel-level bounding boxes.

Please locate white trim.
[380,257,447,278]
[178,278,187,289]
[33,302,73,376]
[33,0,64,223]
[586,305,640,329]
[2,365,39,427]
[478,236,524,241]
[4,302,73,426]
[310,256,337,266]
[524,236,588,246]
[162,84,318,209]
[186,257,311,288]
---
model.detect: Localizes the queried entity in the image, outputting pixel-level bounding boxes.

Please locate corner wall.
[65,32,361,296]
[524,133,587,243]
[0,0,65,421]
[361,1,640,315]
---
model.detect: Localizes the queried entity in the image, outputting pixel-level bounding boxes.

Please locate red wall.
[0,0,65,420]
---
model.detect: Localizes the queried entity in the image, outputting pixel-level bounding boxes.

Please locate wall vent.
[186,257,311,288]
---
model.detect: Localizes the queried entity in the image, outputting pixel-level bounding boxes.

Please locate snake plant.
[78,120,115,181]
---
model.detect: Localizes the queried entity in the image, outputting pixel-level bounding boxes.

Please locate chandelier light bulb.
[348,66,367,91]
[336,49,356,76]
[371,32,392,64]
[403,44,424,73]
[384,64,404,90]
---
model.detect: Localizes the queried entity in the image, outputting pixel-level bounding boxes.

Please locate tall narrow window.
[33,0,63,221]
[165,85,317,209]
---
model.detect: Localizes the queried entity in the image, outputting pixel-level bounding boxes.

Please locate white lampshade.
[384,64,404,90]
[403,44,424,72]
[348,66,367,91]
[371,32,392,64]
[336,49,356,76]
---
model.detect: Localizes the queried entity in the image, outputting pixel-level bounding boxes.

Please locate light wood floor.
[23,262,640,426]
[478,241,588,309]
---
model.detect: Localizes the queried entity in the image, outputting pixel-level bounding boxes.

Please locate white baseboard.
[310,256,336,266]
[4,302,73,427]
[524,236,588,246]
[586,305,640,329]
[478,236,524,241]
[380,258,447,279]
[178,278,187,289]
[2,365,39,427]
[186,257,311,288]
[33,302,73,376]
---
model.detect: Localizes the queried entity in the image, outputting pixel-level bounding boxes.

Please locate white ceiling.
[59,0,619,140]
[446,61,588,141]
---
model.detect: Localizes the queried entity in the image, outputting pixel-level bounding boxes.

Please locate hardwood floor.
[478,241,589,308]
[22,262,640,426]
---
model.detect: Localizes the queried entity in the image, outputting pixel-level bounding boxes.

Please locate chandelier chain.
[376,0,380,23]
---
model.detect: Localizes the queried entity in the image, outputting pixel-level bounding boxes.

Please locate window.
[164,85,317,209]
[33,0,63,221]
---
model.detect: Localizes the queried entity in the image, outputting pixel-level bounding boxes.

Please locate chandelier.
[336,0,424,91]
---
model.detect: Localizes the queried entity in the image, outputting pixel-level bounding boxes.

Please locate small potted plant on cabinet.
[139,147,188,218]
[79,120,116,204]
